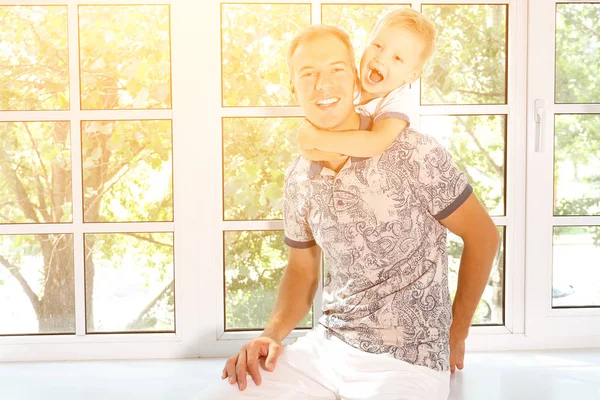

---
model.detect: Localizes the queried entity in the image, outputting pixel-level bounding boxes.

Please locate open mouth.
[316,97,340,107]
[367,66,384,83]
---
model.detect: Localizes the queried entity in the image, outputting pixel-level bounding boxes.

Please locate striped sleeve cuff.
[434,184,474,221]
[284,236,317,249]
[373,112,411,125]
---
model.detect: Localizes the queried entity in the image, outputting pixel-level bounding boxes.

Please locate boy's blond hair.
[370,8,436,66]
[287,25,359,86]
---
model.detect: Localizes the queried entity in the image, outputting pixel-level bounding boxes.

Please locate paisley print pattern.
[283,127,472,372]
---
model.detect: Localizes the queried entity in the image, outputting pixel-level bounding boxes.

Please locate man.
[214,25,499,400]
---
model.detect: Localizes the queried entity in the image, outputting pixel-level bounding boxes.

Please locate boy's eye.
[372,43,382,49]
[394,56,403,62]
[332,68,344,73]
[302,72,316,78]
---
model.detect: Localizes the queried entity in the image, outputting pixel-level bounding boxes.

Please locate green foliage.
[421,115,505,215]
[224,231,312,330]
[85,233,174,332]
[223,118,300,220]
[78,5,171,109]
[221,4,310,106]
[0,6,69,110]
[556,4,600,103]
[554,115,600,216]
[0,122,72,223]
[82,120,173,222]
[421,5,507,104]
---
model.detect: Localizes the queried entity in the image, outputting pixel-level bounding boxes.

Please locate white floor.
[1,350,599,400]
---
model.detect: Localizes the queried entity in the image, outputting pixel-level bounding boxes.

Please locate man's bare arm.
[262,245,322,342]
[440,193,499,371]
[222,245,321,390]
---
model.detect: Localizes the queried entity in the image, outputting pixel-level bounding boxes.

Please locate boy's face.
[360,25,426,97]
[290,34,358,131]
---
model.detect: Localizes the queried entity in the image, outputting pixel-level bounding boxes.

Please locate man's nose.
[315,72,335,91]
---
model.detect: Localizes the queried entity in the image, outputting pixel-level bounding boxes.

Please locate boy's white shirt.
[356,85,417,127]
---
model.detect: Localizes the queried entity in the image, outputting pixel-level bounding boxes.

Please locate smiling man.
[213,25,499,400]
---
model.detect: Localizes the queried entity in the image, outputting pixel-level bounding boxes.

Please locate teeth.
[317,97,339,106]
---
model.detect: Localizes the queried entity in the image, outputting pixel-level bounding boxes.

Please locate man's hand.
[297,119,319,150]
[221,336,283,391]
[449,328,466,373]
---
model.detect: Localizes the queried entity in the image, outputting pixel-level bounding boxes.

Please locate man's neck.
[320,112,360,173]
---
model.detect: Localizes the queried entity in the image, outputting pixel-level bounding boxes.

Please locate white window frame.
[0,0,208,361]
[3,0,599,363]
[525,0,600,344]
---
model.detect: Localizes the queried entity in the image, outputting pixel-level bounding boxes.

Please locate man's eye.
[395,56,403,62]
[372,43,382,49]
[303,72,316,78]
[332,68,344,73]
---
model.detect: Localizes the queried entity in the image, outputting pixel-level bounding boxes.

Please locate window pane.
[0,234,74,335]
[553,226,600,308]
[0,122,72,224]
[223,118,300,221]
[554,114,600,216]
[224,231,312,330]
[221,4,311,107]
[448,227,505,325]
[321,4,410,66]
[0,6,69,111]
[421,115,505,216]
[85,233,174,333]
[79,5,171,110]
[421,5,507,105]
[556,3,600,104]
[82,120,173,223]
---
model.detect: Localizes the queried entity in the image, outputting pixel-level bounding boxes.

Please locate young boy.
[298,8,436,159]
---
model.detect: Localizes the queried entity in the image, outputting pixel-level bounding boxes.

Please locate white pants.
[212,327,450,400]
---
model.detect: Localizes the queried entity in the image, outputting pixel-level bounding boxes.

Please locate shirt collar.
[306,113,372,177]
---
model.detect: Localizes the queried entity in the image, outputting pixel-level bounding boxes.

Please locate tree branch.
[122,233,173,248]
[0,255,41,318]
[456,115,504,177]
[126,280,174,330]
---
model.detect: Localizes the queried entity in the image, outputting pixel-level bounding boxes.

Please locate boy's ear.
[408,69,423,84]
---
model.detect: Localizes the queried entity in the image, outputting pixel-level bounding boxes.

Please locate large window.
[1,0,598,361]
[0,3,180,359]
[527,0,600,338]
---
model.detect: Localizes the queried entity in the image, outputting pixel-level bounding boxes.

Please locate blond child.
[298,8,436,159]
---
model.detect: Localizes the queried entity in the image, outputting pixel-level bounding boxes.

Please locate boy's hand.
[301,148,344,162]
[297,119,320,150]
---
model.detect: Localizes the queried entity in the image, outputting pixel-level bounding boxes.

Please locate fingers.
[224,355,238,384]
[236,345,249,391]
[265,341,282,372]
[246,342,263,386]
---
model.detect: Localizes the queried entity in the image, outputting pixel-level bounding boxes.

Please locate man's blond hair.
[370,8,436,66]
[287,25,359,85]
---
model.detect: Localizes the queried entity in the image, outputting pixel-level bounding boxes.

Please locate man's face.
[290,34,357,131]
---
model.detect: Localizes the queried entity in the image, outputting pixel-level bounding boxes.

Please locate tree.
[0,5,174,334]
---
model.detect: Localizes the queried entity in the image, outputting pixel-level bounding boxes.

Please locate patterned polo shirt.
[283,115,473,372]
